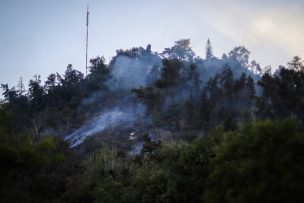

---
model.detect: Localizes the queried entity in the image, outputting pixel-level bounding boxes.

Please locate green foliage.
[1,44,304,203]
[155,59,183,88]
[28,74,45,113]
[86,56,110,92]
[256,66,304,121]
[287,56,304,71]
[0,130,76,203]
[60,146,129,203]
[61,120,304,203]
[204,119,304,203]
[200,67,255,131]
[162,39,195,61]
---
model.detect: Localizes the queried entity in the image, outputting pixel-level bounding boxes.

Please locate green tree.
[155,59,182,88]
[204,119,304,203]
[287,56,304,71]
[162,39,195,62]
[28,74,45,113]
[86,56,110,92]
[205,38,214,60]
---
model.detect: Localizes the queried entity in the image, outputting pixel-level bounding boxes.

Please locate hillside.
[1,39,304,203]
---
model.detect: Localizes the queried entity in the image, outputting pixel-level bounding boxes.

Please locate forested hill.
[1,39,304,203]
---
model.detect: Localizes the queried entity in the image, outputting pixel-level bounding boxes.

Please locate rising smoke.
[65,40,262,147]
[65,104,146,147]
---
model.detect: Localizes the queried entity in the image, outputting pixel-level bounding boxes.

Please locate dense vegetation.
[1,39,304,202]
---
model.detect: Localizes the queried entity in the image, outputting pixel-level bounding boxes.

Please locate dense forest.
[1,39,304,203]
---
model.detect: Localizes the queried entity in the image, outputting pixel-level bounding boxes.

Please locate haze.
[0,0,303,87]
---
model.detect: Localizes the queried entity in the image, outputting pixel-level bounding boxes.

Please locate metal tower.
[85,4,89,76]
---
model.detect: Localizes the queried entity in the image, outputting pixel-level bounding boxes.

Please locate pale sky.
[0,0,303,88]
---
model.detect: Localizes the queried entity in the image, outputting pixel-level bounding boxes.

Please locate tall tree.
[287,56,304,71]
[229,46,250,68]
[17,77,25,96]
[205,38,214,60]
[204,119,304,203]
[62,64,84,87]
[28,74,45,113]
[162,39,195,62]
[86,56,109,92]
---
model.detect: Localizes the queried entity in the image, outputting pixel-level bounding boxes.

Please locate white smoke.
[65,107,141,147]
[107,54,162,90]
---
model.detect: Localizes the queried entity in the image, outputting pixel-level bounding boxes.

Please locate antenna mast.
[85,4,89,76]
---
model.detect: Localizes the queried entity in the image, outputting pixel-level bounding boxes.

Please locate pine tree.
[205,38,214,60]
[288,56,304,71]
[17,77,25,96]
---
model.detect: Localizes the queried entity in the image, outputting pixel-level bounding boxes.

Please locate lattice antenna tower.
[85,4,90,76]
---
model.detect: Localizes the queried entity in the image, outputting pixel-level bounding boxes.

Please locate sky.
[0,0,304,89]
